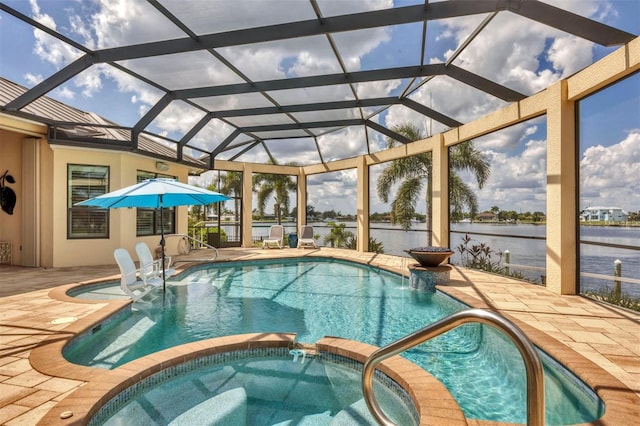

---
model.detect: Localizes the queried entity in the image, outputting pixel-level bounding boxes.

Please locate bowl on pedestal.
[404,246,453,267]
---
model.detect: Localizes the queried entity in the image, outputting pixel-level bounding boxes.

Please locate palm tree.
[216,171,242,222]
[323,221,354,248]
[253,163,297,224]
[377,122,490,245]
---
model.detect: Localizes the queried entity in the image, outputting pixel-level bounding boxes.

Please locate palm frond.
[449,141,491,188]
[391,177,423,230]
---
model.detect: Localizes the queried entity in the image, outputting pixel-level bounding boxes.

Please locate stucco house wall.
[0,124,191,268]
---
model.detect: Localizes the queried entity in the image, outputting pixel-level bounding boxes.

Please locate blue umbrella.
[76,178,230,290]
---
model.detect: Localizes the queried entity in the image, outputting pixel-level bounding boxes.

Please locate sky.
[1,0,639,215]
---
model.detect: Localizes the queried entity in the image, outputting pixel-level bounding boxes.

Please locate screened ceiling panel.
[263,138,320,165]
[332,23,426,72]
[117,51,245,90]
[161,0,317,35]
[354,79,407,99]
[218,36,342,81]
[315,0,424,17]
[367,127,390,153]
[412,75,510,124]
[309,126,349,137]
[1,0,636,170]
[423,13,494,64]
[187,119,239,152]
[450,11,575,96]
[253,129,313,139]
[148,101,207,140]
[193,93,275,112]
[317,126,368,162]
[291,108,362,123]
[226,113,296,128]
[267,84,356,105]
[1,0,186,49]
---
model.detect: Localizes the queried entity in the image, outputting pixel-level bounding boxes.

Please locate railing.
[502,250,640,292]
[362,309,545,426]
[165,233,218,261]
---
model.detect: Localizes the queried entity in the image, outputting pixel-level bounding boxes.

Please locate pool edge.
[30,254,640,425]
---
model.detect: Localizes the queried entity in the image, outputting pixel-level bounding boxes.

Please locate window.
[68,164,109,239]
[136,171,175,236]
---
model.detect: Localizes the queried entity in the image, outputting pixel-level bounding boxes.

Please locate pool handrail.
[165,233,218,262]
[362,308,545,426]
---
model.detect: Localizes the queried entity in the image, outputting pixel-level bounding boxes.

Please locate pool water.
[67,257,604,424]
[95,353,417,426]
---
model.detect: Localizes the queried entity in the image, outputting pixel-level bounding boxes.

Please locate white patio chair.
[297,225,317,249]
[262,225,284,249]
[135,242,176,282]
[114,248,162,301]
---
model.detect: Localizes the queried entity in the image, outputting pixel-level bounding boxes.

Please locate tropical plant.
[583,287,640,312]
[252,162,297,224]
[217,171,242,222]
[455,233,530,281]
[345,235,385,254]
[376,123,490,245]
[323,221,354,248]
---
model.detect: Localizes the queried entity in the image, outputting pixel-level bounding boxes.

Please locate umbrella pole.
[160,196,166,292]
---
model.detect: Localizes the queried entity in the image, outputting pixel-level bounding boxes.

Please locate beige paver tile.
[0,404,31,425]
[4,401,56,426]
[0,383,35,407]
[36,377,85,393]
[563,330,617,345]
[0,359,32,377]
[4,370,51,388]
[590,342,635,356]
[14,389,58,408]
[0,356,21,368]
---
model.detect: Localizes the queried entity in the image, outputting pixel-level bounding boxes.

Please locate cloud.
[29,0,82,68]
[460,122,548,213]
[317,127,369,162]
[580,130,640,210]
[307,169,358,213]
[24,73,44,86]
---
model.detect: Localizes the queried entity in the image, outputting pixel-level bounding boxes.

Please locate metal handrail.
[165,233,218,261]
[362,309,545,426]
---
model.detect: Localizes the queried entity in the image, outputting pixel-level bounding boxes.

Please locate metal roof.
[0,0,636,170]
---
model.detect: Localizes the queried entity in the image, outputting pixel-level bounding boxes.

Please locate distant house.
[475,211,497,222]
[580,206,628,222]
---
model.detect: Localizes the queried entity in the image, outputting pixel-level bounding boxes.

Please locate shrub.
[583,288,640,312]
[455,234,528,281]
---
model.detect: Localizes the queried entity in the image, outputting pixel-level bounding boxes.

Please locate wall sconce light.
[156,161,170,171]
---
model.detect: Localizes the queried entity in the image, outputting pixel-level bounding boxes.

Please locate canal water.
[244,221,639,297]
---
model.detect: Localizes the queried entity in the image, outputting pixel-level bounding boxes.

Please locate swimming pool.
[91,348,419,426]
[66,257,604,424]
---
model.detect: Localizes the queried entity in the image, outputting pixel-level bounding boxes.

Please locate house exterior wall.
[48,146,191,267]
[0,130,24,265]
[1,116,193,268]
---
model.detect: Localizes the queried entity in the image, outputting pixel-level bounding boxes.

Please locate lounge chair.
[135,242,176,281]
[114,248,162,301]
[297,225,317,249]
[262,225,284,249]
